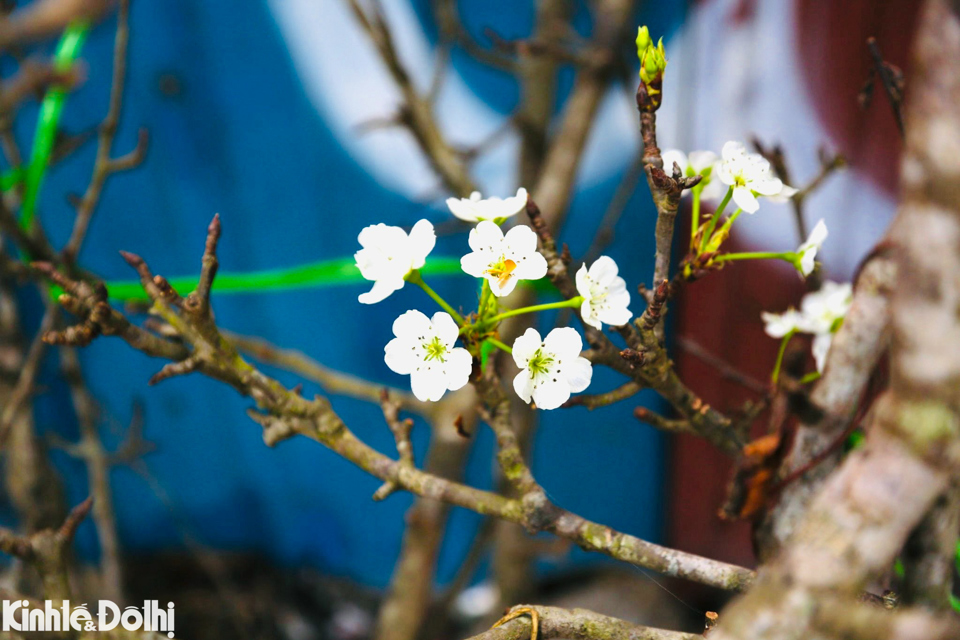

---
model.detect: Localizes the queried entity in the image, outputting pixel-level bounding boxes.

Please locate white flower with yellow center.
[716,141,793,213]
[384,310,472,402]
[460,220,548,297]
[446,188,528,223]
[575,256,632,330]
[661,149,722,199]
[512,327,592,410]
[794,219,828,277]
[355,220,436,304]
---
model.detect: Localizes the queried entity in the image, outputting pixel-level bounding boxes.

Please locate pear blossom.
[794,219,828,277]
[575,256,632,330]
[355,220,436,304]
[800,281,852,372]
[384,310,472,402]
[716,141,793,213]
[761,308,806,338]
[512,327,592,410]
[661,149,722,200]
[446,188,528,223]
[761,281,853,373]
[799,280,853,335]
[460,220,548,297]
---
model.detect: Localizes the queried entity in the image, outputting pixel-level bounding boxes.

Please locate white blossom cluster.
[352,189,633,408]
[664,140,832,278]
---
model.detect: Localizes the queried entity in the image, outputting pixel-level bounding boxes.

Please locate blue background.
[11,0,683,588]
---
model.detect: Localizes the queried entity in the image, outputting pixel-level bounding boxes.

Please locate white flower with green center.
[661,149,722,200]
[384,310,472,402]
[716,141,793,213]
[355,220,436,304]
[460,220,548,297]
[575,256,632,330]
[512,327,592,410]
[794,219,828,277]
[446,188,528,223]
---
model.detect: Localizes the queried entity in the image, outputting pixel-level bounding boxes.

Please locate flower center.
[485,257,517,289]
[422,336,448,362]
[527,349,554,376]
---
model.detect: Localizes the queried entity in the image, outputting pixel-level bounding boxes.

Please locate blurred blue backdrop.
[11,0,684,588]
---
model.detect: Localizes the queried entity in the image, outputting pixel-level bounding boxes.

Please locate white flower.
[446,188,528,223]
[762,309,806,338]
[795,219,828,277]
[575,256,632,330]
[716,141,791,214]
[761,280,853,373]
[798,280,852,336]
[384,310,472,402]
[661,149,722,199]
[511,327,592,410]
[460,220,548,297]
[355,220,436,304]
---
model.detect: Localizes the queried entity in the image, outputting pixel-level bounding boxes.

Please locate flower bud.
[636,26,667,109]
[635,26,651,59]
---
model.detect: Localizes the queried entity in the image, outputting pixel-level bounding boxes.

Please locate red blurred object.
[795,0,922,193]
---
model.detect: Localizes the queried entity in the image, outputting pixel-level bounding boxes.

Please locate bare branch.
[466,605,701,640]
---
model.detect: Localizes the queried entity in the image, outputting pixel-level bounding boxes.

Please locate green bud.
[636,27,667,85]
[635,26,651,59]
[644,51,659,76]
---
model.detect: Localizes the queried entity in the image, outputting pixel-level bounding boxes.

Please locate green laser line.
[20,21,89,232]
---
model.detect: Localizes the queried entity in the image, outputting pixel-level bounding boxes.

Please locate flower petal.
[359,278,403,304]
[407,219,437,268]
[444,348,473,391]
[513,251,548,281]
[564,356,593,393]
[504,224,538,256]
[513,370,535,404]
[543,327,583,359]
[511,328,542,367]
[460,252,488,278]
[732,186,760,213]
[430,311,460,346]
[588,256,619,285]
[392,309,432,338]
[580,299,601,330]
[721,140,746,161]
[532,378,571,410]
[812,333,832,373]
[411,368,448,402]
[384,337,418,375]
[470,220,504,253]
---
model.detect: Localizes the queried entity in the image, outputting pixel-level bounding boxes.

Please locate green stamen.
[528,349,554,376]
[422,336,447,362]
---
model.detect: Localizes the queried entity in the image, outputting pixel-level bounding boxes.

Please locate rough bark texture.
[465,606,701,640]
[756,253,896,558]
[711,2,960,638]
